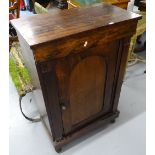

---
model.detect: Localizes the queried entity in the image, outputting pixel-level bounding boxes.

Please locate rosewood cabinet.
[11,3,141,152]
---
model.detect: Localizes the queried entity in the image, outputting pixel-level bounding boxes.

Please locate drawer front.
[33,21,137,62]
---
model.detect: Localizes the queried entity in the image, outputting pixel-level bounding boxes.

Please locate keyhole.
[84,41,88,47]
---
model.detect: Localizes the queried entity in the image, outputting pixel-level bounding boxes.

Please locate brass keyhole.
[84,41,88,47]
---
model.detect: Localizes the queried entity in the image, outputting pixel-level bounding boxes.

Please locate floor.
[10,2,146,155]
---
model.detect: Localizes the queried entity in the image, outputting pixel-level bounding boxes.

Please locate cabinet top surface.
[11,3,140,48]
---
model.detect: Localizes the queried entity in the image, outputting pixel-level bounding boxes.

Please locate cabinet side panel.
[17,33,40,88]
[17,33,48,124]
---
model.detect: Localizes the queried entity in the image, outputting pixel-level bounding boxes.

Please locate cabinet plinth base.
[53,111,119,153]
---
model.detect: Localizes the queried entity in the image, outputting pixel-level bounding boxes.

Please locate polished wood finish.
[68,0,129,9]
[11,3,141,152]
[11,4,139,50]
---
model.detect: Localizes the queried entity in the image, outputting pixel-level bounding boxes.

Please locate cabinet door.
[54,41,120,135]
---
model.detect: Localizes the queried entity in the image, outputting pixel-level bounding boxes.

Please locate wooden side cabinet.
[11,3,141,153]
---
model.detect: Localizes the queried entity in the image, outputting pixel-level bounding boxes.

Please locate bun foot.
[55,147,62,153]
[111,119,116,123]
